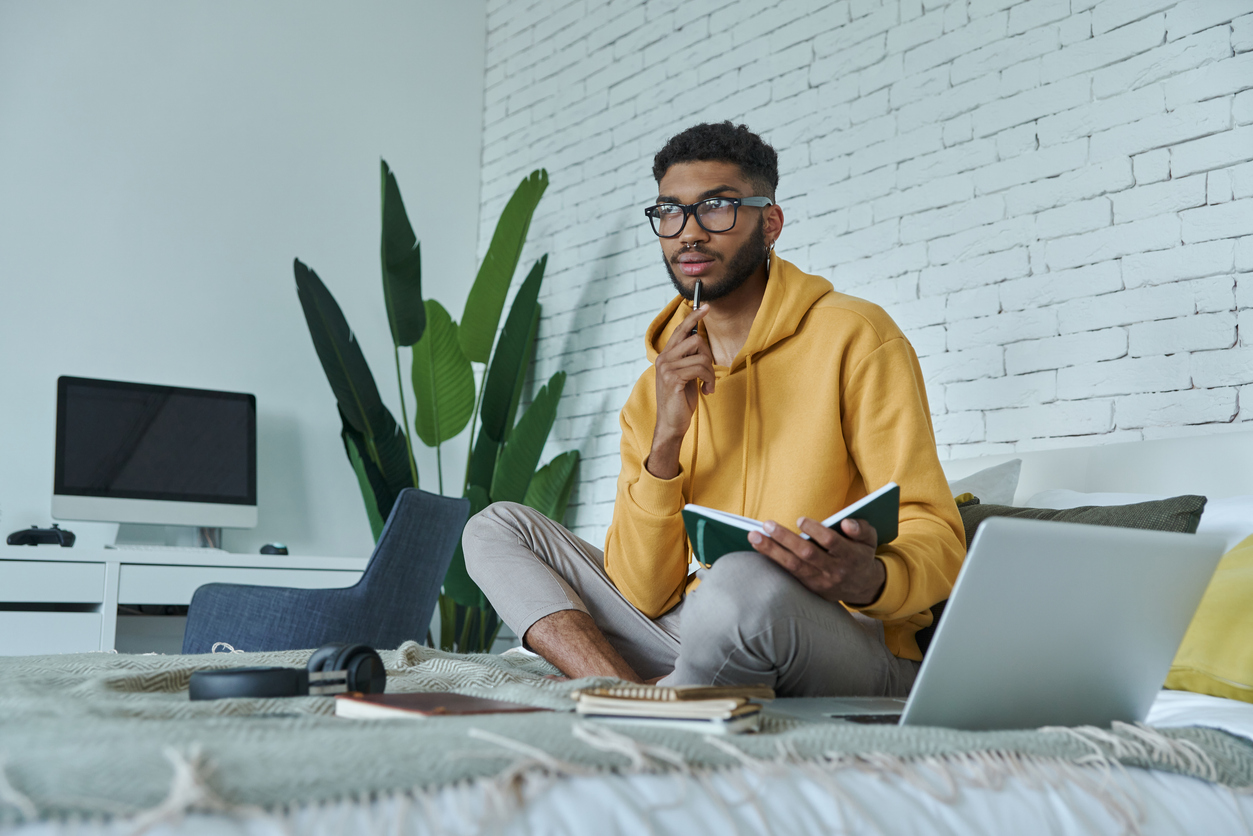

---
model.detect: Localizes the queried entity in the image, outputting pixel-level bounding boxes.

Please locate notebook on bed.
[771,516,1225,731]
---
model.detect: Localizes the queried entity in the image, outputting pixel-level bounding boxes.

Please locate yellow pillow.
[1165,533,1253,703]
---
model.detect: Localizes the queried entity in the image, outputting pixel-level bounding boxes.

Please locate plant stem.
[436,442,444,494]
[393,345,419,487]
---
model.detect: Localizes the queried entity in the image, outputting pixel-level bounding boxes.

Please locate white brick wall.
[479,0,1253,545]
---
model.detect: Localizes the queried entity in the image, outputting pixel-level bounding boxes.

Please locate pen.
[691,281,702,335]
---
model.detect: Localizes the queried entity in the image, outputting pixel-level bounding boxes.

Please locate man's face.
[654,161,775,302]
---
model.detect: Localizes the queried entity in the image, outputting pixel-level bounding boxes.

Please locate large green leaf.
[380,161,425,347]
[294,259,412,496]
[443,485,490,608]
[503,305,540,443]
[411,300,476,447]
[523,450,580,523]
[342,420,387,541]
[490,372,566,503]
[480,256,545,442]
[465,425,499,494]
[458,170,549,363]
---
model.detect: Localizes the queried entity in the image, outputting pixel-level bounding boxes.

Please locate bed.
[3,430,1253,836]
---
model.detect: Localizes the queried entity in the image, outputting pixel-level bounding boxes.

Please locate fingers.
[663,354,717,395]
[663,304,710,352]
[747,529,810,577]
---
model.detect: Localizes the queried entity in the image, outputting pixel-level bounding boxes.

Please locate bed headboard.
[941,429,1253,506]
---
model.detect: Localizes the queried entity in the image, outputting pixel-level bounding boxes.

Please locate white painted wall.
[478,0,1253,548]
[0,1,487,556]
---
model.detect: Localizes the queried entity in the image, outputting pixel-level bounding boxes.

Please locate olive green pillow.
[916,494,1208,655]
[958,494,1208,543]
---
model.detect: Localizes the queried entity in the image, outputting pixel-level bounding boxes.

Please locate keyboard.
[105,544,229,554]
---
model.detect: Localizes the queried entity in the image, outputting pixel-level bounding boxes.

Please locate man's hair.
[652,121,779,198]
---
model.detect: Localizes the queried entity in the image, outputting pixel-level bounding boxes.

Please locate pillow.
[914,494,1209,656]
[958,494,1208,544]
[1166,534,1253,703]
[1028,490,1253,553]
[947,459,1022,506]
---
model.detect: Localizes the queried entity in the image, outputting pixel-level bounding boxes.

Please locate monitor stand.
[113,524,223,549]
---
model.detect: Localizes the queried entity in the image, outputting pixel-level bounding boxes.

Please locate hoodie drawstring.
[740,354,753,516]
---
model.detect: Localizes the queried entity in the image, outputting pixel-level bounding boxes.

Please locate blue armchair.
[182,488,470,654]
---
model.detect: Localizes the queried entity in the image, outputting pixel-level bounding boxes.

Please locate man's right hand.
[646,304,713,480]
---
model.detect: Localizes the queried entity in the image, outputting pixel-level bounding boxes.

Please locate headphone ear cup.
[342,646,387,694]
[307,643,349,675]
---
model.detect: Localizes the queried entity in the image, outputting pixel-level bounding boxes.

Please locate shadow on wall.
[223,412,310,554]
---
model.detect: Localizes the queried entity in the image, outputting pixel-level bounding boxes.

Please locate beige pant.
[463,502,919,697]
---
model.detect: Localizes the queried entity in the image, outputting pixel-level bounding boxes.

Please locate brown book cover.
[335,691,549,720]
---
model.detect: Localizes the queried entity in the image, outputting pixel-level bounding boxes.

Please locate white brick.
[836,243,930,286]
[910,323,949,356]
[920,247,1032,295]
[943,114,974,147]
[932,411,985,444]
[1000,260,1122,310]
[1235,13,1253,53]
[972,75,1090,138]
[1166,0,1252,41]
[1009,0,1070,35]
[920,347,1006,383]
[1059,11,1091,46]
[929,216,1035,265]
[1173,127,1253,179]
[976,139,1088,194]
[1123,240,1237,288]
[1193,346,1253,387]
[1238,91,1253,125]
[945,285,1002,321]
[1040,13,1165,83]
[1004,158,1135,216]
[896,74,1001,133]
[1129,311,1238,356]
[986,400,1114,441]
[1209,169,1236,204]
[1058,355,1191,399]
[948,307,1059,351]
[996,124,1040,159]
[1005,328,1127,375]
[1233,160,1253,199]
[1093,26,1232,99]
[1046,214,1181,271]
[1056,282,1196,333]
[1164,53,1253,112]
[1116,390,1238,430]
[1092,0,1175,36]
[950,24,1058,84]
[948,371,1056,410]
[901,195,1006,244]
[887,7,945,53]
[1181,199,1253,244]
[1133,149,1171,185]
[1000,58,1041,97]
[1038,85,1165,148]
[904,12,1008,75]
[1239,239,1253,273]
[873,173,974,221]
[1090,99,1231,162]
[898,140,1000,189]
[1035,198,1111,240]
[1111,175,1208,224]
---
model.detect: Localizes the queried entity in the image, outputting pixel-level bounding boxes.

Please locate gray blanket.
[1,643,1251,825]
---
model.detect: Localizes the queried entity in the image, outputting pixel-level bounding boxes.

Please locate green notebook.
[681,482,900,568]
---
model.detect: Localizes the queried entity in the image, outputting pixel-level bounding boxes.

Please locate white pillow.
[1026,489,1253,552]
[947,459,1021,506]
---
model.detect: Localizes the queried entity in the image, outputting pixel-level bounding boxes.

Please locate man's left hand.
[747,517,886,607]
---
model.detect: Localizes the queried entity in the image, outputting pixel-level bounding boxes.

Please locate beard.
[664,217,769,302]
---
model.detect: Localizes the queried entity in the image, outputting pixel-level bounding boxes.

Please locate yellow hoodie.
[604,255,965,661]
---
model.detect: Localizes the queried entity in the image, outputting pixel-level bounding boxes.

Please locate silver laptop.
[770,516,1225,730]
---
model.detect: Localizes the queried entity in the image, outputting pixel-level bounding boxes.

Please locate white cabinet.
[0,546,366,655]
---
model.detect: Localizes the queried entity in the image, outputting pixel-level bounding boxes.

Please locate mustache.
[670,245,719,263]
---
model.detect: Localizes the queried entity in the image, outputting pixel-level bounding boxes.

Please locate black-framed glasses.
[644,196,774,238]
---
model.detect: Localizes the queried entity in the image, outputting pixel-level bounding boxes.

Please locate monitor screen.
[54,377,256,525]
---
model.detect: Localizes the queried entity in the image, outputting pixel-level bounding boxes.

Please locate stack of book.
[572,684,774,734]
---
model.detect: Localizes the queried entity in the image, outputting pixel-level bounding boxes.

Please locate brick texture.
[480,0,1252,544]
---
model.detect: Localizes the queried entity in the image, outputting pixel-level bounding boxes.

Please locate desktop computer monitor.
[52,376,257,528]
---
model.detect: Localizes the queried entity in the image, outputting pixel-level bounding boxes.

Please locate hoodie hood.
[645,255,835,369]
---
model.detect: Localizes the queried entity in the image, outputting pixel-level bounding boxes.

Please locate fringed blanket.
[1,643,1251,829]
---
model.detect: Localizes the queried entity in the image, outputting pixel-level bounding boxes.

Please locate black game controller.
[7,524,76,547]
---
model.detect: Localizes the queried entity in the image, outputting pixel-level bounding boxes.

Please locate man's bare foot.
[525,610,644,681]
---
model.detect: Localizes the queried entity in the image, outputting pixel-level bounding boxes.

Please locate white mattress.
[7,690,1253,836]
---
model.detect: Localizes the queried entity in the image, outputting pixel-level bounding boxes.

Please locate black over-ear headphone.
[189,643,387,701]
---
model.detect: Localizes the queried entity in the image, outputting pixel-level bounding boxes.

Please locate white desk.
[0,545,366,655]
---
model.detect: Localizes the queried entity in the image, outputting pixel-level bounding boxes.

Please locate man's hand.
[646,304,713,480]
[747,517,886,607]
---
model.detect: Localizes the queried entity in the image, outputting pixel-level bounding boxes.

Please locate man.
[464,122,965,696]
